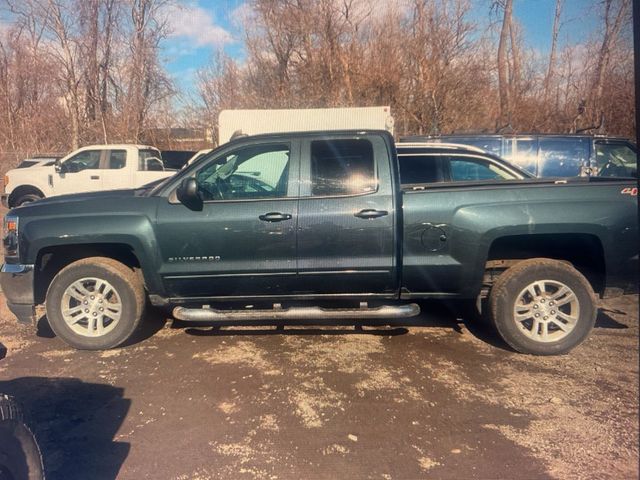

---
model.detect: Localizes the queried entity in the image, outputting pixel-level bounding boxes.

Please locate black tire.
[0,395,44,480]
[489,258,597,355]
[45,257,145,350]
[13,193,42,207]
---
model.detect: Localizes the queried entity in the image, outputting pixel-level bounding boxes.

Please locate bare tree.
[496,0,513,129]
[589,0,631,127]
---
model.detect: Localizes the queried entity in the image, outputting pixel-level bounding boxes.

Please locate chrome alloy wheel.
[60,277,123,337]
[513,280,580,343]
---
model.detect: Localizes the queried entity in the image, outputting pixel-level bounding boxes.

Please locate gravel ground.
[0,295,637,480]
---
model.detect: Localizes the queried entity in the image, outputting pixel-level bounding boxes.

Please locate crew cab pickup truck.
[1,131,637,355]
[2,144,174,207]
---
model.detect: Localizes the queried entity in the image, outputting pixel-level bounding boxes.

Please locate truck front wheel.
[13,192,43,207]
[489,258,597,355]
[45,257,145,350]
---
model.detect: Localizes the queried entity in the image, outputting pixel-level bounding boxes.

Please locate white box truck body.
[218,107,394,145]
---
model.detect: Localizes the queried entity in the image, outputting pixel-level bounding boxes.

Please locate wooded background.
[0,0,634,167]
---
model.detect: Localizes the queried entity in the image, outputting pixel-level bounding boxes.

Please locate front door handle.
[259,212,292,222]
[354,209,388,219]
[90,175,100,180]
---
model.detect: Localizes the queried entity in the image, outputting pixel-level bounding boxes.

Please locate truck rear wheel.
[45,257,145,350]
[0,394,44,480]
[489,258,597,355]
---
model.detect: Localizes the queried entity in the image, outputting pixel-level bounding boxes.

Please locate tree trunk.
[497,0,513,128]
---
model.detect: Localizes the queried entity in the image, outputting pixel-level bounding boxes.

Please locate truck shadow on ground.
[34,300,628,351]
[178,300,512,348]
[0,377,130,480]
[179,300,631,352]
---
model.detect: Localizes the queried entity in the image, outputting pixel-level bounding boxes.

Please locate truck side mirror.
[176,177,203,211]
[145,157,164,171]
[54,159,63,173]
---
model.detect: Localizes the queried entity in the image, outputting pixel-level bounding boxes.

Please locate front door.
[155,140,300,298]
[54,149,104,195]
[294,135,397,296]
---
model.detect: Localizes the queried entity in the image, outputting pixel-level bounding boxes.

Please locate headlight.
[3,215,19,257]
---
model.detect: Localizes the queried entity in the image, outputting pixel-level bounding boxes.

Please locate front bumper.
[0,263,36,325]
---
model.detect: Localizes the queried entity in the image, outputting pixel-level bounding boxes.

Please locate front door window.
[196,144,291,201]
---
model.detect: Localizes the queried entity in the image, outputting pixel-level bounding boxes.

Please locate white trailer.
[218,106,394,145]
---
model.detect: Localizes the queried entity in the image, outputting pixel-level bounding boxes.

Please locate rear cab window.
[138,149,163,171]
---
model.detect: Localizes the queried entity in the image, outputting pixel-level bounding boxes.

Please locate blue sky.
[163,0,601,96]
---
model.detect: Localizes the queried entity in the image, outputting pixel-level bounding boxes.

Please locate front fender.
[21,213,163,294]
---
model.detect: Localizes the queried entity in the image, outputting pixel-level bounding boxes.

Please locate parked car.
[160,150,197,169]
[396,142,534,184]
[0,130,636,356]
[2,144,176,207]
[400,134,637,178]
[16,157,59,169]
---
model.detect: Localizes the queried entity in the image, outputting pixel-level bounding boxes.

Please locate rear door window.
[398,155,443,184]
[107,150,126,169]
[310,139,376,196]
[446,155,518,182]
[595,142,637,177]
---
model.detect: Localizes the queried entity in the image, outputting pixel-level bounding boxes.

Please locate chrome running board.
[172,302,420,322]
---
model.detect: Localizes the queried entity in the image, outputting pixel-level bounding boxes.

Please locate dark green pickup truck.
[1,131,637,355]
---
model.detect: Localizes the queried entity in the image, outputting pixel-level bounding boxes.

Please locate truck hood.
[7,165,56,178]
[11,188,139,214]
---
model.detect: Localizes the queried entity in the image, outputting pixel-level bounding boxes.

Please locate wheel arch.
[485,233,606,296]
[8,185,45,207]
[34,243,146,305]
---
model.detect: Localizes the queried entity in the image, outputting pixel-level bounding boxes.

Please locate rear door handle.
[90,175,100,180]
[354,209,388,219]
[259,212,292,222]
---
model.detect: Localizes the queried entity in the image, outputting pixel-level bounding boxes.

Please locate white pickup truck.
[2,144,176,207]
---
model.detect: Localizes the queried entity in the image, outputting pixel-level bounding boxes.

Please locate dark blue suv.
[400,134,637,178]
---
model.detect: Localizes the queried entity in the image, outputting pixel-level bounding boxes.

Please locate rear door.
[100,149,133,191]
[294,133,398,296]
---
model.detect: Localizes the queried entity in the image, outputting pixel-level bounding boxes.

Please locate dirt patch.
[0,296,636,479]
[193,340,282,376]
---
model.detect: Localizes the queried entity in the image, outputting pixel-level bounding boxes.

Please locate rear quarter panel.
[402,181,638,297]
